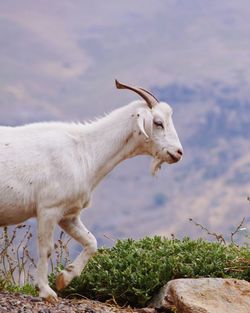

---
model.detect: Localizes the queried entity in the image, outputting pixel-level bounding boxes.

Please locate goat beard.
[151,157,163,176]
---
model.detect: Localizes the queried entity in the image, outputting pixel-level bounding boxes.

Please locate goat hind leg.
[56,215,97,290]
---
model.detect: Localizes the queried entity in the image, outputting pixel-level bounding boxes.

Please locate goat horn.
[115,79,158,109]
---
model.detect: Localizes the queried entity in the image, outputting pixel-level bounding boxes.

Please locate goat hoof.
[39,286,58,303]
[56,268,75,290]
[56,271,66,290]
[45,294,58,304]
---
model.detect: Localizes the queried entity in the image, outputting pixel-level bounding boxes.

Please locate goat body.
[0,122,91,226]
[0,89,183,301]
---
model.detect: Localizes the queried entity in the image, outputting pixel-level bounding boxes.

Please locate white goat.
[0,80,183,301]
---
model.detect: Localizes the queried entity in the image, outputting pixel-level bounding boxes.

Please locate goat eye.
[154,120,164,129]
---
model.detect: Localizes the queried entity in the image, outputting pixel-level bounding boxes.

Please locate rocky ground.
[0,292,157,313]
[2,278,249,313]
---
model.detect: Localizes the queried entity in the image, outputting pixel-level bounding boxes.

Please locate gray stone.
[150,278,250,313]
[30,296,43,302]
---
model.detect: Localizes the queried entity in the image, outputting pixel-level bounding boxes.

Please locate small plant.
[50,230,72,273]
[189,216,249,247]
[0,224,35,286]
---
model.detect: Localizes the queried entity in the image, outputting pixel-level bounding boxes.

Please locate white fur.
[0,100,182,300]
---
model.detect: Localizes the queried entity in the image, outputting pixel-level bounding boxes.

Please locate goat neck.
[83,102,145,189]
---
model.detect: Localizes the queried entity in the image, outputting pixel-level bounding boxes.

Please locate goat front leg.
[37,208,61,302]
[56,215,97,290]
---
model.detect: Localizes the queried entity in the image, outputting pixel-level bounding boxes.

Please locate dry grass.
[0,224,71,287]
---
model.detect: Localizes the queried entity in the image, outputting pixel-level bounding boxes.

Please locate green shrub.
[57,236,250,307]
[0,276,37,296]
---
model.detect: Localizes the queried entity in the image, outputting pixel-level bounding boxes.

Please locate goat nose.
[177,149,183,157]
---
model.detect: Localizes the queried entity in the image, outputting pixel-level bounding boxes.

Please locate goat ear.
[136,108,153,138]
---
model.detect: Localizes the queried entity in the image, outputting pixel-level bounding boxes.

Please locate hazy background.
[0,1,249,254]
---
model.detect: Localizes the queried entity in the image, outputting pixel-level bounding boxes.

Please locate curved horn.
[115,79,158,109]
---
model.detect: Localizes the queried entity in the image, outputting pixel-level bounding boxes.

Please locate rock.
[136,308,156,313]
[150,278,250,313]
[30,296,43,302]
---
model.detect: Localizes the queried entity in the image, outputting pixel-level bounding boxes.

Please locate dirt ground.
[0,292,157,313]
